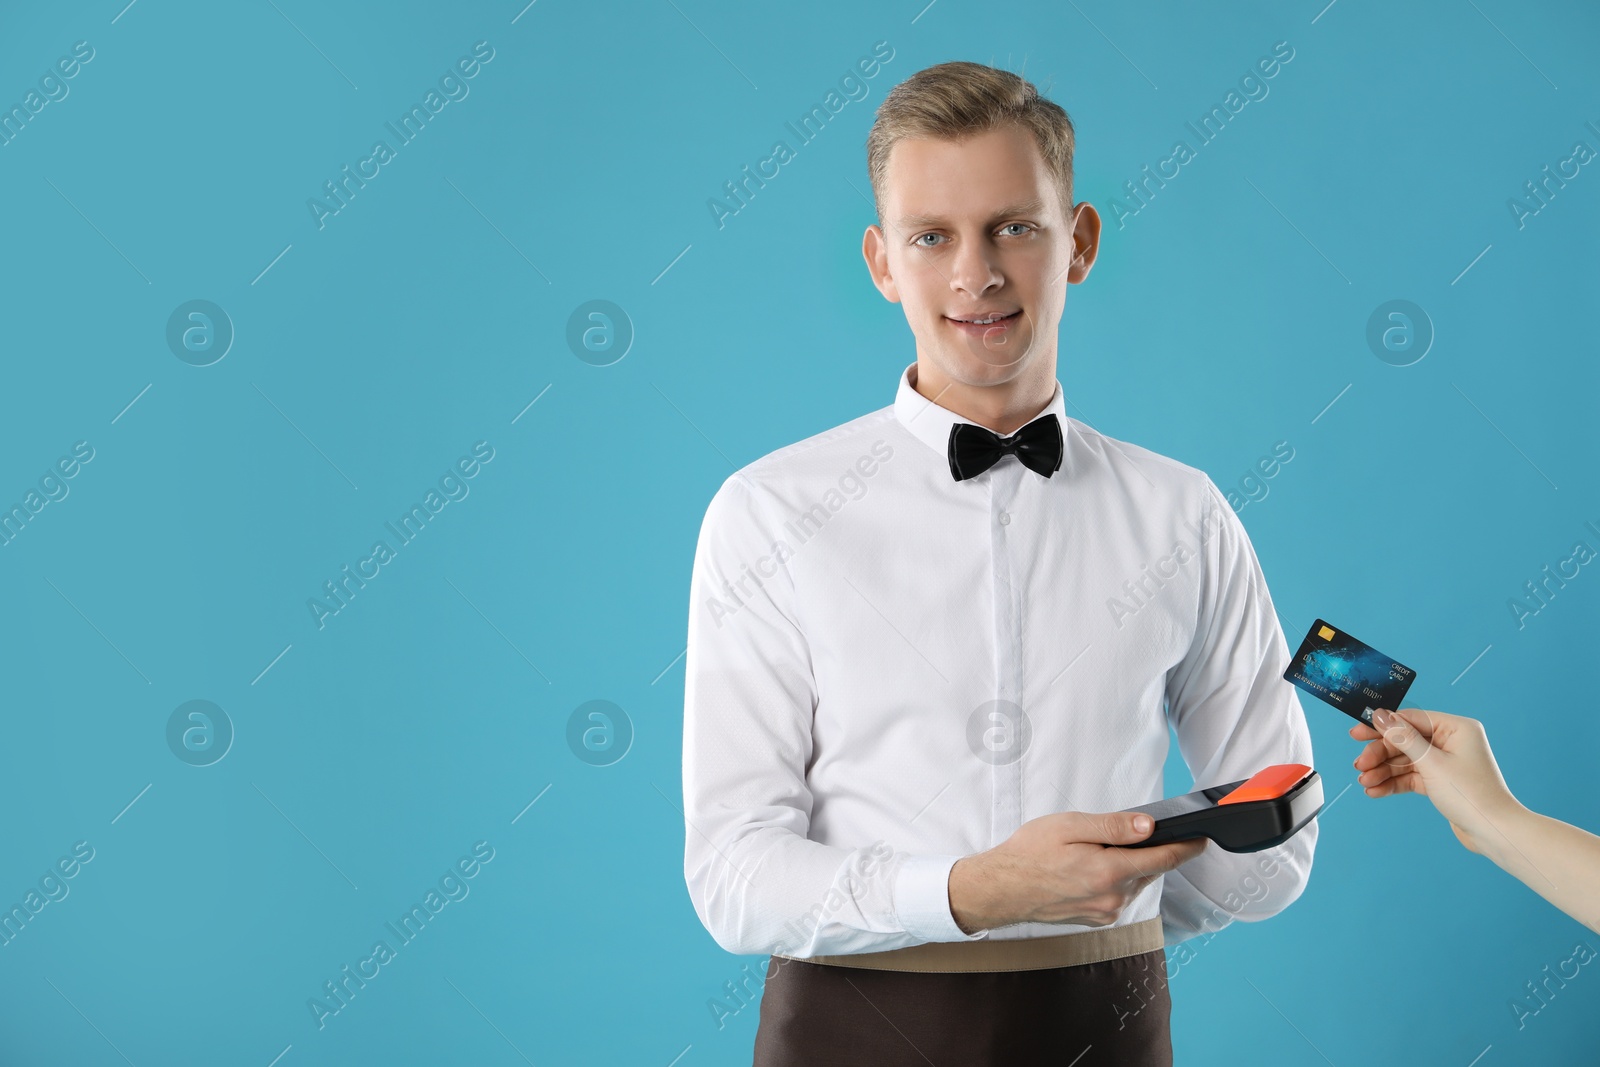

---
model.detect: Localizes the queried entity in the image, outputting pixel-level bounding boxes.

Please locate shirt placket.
[988,458,1025,848]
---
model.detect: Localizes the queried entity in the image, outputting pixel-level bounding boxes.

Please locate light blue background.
[1,0,1596,1064]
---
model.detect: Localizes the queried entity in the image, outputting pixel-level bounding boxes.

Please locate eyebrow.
[896,198,1048,230]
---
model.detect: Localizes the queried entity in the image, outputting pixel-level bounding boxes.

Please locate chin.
[944,338,1036,378]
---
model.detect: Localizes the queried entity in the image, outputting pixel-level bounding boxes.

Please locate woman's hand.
[1349,707,1524,854]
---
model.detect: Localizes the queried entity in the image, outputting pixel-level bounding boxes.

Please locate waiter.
[682,59,1317,1066]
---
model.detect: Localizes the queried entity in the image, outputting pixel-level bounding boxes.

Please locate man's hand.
[1350,707,1524,855]
[947,811,1209,934]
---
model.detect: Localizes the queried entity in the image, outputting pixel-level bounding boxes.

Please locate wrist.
[1473,799,1537,868]
[949,852,1004,934]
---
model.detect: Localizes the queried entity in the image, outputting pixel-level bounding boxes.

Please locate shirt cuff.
[893,853,989,942]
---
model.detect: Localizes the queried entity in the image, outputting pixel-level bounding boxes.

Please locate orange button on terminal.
[1217,763,1313,806]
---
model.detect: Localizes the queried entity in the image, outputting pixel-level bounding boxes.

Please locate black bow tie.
[947,413,1063,481]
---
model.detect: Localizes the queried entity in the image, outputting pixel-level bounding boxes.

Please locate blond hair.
[866,61,1076,227]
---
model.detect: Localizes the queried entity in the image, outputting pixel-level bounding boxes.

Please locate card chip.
[1317,625,1335,640]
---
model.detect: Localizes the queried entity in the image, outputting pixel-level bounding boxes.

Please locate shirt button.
[998,511,1011,526]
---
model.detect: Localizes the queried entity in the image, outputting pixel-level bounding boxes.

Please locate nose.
[948,235,1002,297]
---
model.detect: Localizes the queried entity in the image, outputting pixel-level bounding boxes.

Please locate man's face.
[862,124,1100,389]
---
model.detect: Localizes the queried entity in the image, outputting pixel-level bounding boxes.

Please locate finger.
[1108,838,1205,877]
[1087,811,1160,847]
[1393,708,1450,763]
[1364,770,1425,799]
[1373,708,1434,763]
[1053,810,1151,847]
[1361,744,1429,783]
[1102,841,1161,882]
[1360,750,1416,779]
[1354,738,1398,770]
[1393,707,1438,742]
[1358,763,1398,789]
[1349,723,1382,741]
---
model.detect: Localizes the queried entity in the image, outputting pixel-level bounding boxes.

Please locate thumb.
[1101,811,1155,845]
[1375,707,1434,763]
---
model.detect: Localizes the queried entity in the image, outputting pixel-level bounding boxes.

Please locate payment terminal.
[1121,763,1324,853]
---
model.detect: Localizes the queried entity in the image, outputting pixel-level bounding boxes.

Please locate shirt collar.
[892,360,1069,463]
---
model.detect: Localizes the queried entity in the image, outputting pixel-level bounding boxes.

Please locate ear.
[1064,202,1103,284]
[861,224,902,303]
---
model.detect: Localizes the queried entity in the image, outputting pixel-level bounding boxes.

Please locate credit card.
[1283,619,1416,727]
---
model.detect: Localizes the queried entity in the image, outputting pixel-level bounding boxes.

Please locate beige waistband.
[773,916,1163,973]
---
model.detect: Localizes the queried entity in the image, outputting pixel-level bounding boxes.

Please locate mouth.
[945,310,1021,336]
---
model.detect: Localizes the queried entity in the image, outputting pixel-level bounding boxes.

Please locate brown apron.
[754,918,1172,1066]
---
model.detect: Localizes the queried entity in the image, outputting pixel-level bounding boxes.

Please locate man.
[682,60,1316,1065]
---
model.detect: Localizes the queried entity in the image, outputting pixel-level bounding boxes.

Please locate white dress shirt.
[682,361,1316,958]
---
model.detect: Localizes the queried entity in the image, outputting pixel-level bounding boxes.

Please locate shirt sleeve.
[1159,477,1319,945]
[682,472,989,957]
